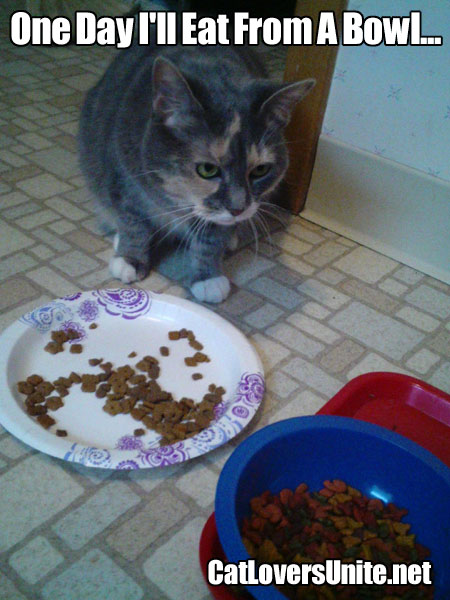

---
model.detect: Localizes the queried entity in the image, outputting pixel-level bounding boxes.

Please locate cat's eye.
[250,163,272,178]
[196,163,221,179]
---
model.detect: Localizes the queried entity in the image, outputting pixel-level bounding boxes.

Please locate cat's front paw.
[109,256,149,284]
[190,276,230,303]
[109,257,138,283]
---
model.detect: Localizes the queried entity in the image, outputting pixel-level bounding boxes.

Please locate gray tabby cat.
[79,44,314,303]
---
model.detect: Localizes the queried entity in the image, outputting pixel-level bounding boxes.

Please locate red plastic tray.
[199,372,450,599]
[317,372,450,467]
[200,513,248,600]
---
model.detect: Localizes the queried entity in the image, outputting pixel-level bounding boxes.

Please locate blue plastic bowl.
[215,416,450,599]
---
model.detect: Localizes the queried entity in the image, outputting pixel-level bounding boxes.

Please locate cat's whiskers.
[122,168,164,188]
[177,215,201,256]
[119,205,194,230]
[199,218,212,246]
[258,202,291,229]
[117,210,194,251]
[195,216,211,247]
[268,138,307,151]
[248,217,260,261]
[152,205,196,223]
[259,200,291,214]
[193,218,214,267]
[259,200,290,216]
[257,207,290,231]
[153,211,196,246]
[254,212,275,256]
[177,224,194,263]
[179,216,209,268]
[133,168,163,177]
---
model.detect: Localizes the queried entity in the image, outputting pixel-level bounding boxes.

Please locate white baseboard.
[302,136,450,285]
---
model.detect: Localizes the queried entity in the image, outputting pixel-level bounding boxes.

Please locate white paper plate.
[0,289,264,469]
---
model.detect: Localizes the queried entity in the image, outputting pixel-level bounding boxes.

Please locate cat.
[79,43,314,303]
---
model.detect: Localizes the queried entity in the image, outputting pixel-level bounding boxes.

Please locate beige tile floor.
[1,8,450,600]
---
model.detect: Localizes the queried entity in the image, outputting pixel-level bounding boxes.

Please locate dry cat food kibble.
[44,341,64,355]
[69,372,81,384]
[184,351,210,367]
[46,396,64,410]
[17,371,76,421]
[44,328,82,354]
[95,356,226,445]
[88,358,103,366]
[36,414,56,429]
[168,328,204,350]
[167,328,211,367]
[16,327,225,445]
[242,480,433,599]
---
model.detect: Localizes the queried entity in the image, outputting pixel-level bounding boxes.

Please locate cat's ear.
[152,56,203,127]
[258,79,315,128]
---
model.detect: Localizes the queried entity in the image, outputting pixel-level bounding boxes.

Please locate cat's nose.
[229,207,245,217]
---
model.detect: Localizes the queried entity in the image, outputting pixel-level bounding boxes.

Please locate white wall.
[322,0,450,182]
[303,1,450,283]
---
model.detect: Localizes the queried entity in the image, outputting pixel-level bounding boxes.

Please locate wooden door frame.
[283,0,348,213]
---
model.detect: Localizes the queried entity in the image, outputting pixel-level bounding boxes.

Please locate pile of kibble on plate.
[17,326,226,446]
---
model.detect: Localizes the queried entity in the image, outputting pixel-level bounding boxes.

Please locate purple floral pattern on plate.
[139,443,190,467]
[94,288,151,320]
[19,289,151,335]
[236,373,265,406]
[213,401,227,420]
[117,460,140,470]
[232,405,250,418]
[61,293,82,301]
[77,300,99,322]
[116,435,144,451]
